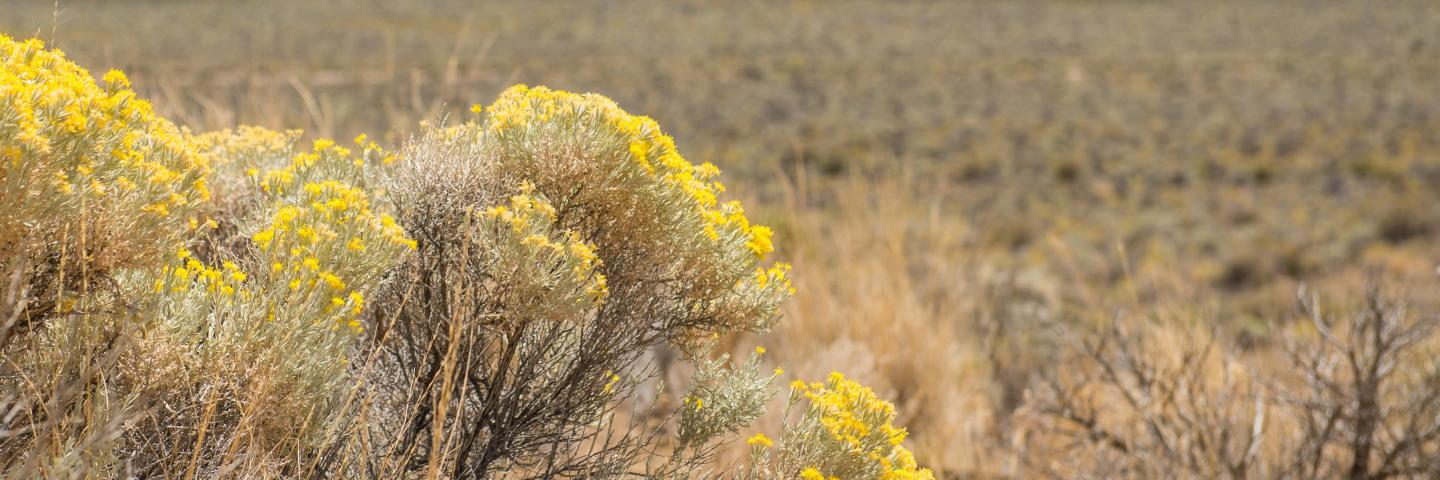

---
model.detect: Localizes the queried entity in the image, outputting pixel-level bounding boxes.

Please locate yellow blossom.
[252,229,276,249]
[101,69,129,88]
[318,272,345,290]
[602,371,620,394]
[349,291,365,314]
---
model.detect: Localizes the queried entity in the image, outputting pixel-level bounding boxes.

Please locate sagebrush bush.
[677,347,777,452]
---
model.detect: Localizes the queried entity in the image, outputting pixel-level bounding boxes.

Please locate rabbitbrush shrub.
[346,85,798,477]
[0,33,210,475]
[1,37,935,479]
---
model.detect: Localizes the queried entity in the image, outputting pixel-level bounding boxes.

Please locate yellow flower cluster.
[260,136,393,195]
[793,373,934,480]
[702,201,773,257]
[192,126,302,173]
[1,38,207,199]
[602,371,621,394]
[481,188,609,304]
[1,34,209,261]
[755,261,797,296]
[153,248,248,299]
[468,85,796,348]
[484,85,776,259]
[249,139,415,332]
[800,468,836,480]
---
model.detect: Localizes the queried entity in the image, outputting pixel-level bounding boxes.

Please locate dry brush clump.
[1278,286,1440,479]
[763,173,999,475]
[1,38,935,480]
[1014,317,1271,478]
[1015,284,1440,479]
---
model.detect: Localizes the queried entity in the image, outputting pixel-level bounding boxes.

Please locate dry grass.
[5,0,1440,477]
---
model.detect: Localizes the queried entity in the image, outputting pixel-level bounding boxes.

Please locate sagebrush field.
[3,1,1440,478]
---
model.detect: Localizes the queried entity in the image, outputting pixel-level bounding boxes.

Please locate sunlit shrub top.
[127,127,415,459]
[451,85,793,351]
[485,85,776,257]
[248,136,413,331]
[1,34,208,272]
[148,128,412,335]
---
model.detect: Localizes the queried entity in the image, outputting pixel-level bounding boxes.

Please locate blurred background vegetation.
[5,0,1438,476]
